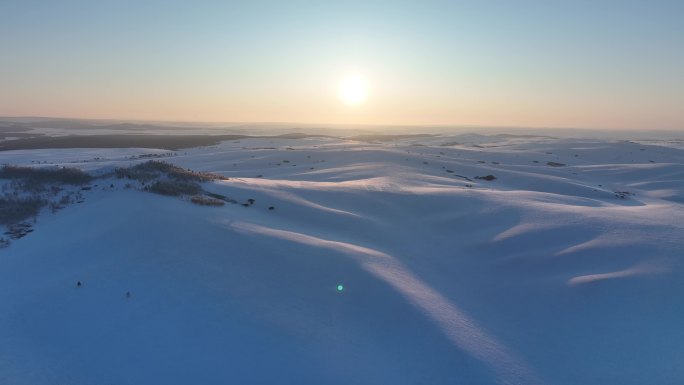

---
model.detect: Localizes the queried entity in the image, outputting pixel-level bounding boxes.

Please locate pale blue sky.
[1,0,682,129]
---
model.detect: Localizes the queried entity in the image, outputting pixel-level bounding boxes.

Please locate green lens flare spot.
[337,284,344,292]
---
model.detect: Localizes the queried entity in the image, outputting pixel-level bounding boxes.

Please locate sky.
[0,0,682,129]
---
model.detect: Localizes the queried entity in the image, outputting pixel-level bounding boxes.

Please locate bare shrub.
[0,196,45,225]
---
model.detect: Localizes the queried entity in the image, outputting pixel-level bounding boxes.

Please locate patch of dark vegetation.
[117,161,234,202]
[147,181,202,196]
[115,161,239,207]
[0,161,239,246]
[206,192,237,204]
[0,134,249,151]
[191,196,225,206]
[0,165,93,246]
[547,161,566,167]
[116,161,225,183]
[0,196,44,225]
[475,175,497,181]
[0,133,339,151]
[0,165,92,189]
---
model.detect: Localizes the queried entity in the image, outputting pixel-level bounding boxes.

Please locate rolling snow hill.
[1,134,683,385]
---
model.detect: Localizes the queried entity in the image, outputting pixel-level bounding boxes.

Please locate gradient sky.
[1,0,682,129]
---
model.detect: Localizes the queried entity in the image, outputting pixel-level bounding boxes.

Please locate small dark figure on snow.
[76,281,82,287]
[126,291,131,299]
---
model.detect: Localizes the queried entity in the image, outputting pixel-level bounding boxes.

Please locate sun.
[338,73,368,106]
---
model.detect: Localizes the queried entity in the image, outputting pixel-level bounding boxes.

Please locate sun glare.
[338,73,368,106]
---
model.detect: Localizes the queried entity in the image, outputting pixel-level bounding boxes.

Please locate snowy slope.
[1,135,683,385]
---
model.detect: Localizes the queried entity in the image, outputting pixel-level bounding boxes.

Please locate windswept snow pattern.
[1,134,683,385]
[232,222,542,385]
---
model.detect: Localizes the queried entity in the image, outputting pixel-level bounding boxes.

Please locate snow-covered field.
[1,133,683,385]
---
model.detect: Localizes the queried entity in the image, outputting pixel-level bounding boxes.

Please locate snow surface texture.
[1,134,683,385]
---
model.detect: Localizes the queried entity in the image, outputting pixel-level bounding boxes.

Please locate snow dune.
[1,134,683,385]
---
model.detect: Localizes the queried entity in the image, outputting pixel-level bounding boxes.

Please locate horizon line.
[1,115,681,133]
